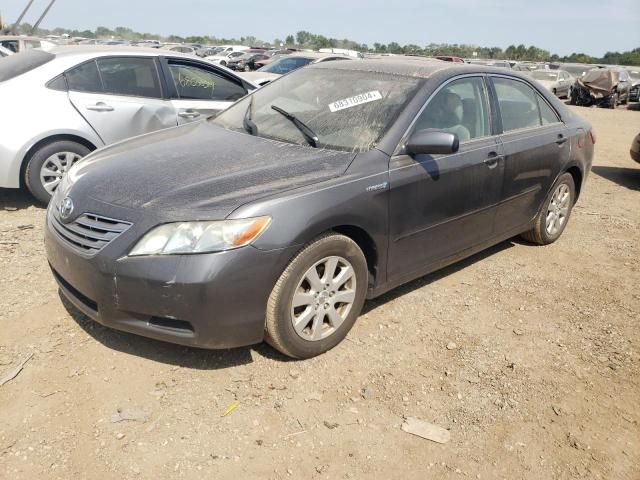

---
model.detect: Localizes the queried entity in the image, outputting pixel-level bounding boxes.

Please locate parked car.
[44,58,594,359]
[628,69,640,102]
[205,50,247,67]
[570,67,631,108]
[0,35,56,53]
[631,133,640,163]
[0,46,256,203]
[166,45,197,55]
[531,69,573,98]
[226,50,269,71]
[0,45,13,57]
[240,52,353,85]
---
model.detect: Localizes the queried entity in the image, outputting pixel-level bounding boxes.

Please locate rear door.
[161,58,250,124]
[489,75,570,235]
[387,76,503,281]
[66,56,176,144]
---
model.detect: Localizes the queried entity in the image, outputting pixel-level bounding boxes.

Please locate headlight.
[129,216,271,256]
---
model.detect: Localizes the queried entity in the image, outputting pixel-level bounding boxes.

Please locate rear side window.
[97,57,161,98]
[168,62,247,101]
[0,49,55,82]
[538,97,560,125]
[66,60,103,93]
[492,77,542,131]
[0,40,19,52]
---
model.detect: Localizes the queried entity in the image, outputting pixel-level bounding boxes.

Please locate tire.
[265,233,368,359]
[521,173,576,245]
[24,140,90,204]
[609,93,618,109]
[552,88,557,97]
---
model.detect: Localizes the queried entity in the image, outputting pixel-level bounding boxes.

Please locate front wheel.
[521,173,575,245]
[265,234,368,359]
[609,93,618,109]
[24,140,90,204]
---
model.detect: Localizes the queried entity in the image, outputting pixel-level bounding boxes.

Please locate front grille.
[50,210,132,255]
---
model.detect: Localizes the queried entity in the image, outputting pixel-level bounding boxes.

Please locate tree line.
[10,23,640,65]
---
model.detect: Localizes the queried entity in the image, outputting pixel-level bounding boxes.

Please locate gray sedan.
[0,46,256,203]
[531,69,574,98]
[46,59,594,359]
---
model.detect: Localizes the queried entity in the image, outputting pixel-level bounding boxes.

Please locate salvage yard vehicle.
[570,67,631,108]
[628,69,640,102]
[240,52,353,86]
[0,35,56,53]
[205,50,247,67]
[227,51,270,71]
[531,69,573,98]
[45,58,594,359]
[0,46,256,203]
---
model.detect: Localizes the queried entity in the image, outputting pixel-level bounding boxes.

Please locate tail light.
[588,128,596,145]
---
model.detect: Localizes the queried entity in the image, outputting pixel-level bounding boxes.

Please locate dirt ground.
[0,105,639,480]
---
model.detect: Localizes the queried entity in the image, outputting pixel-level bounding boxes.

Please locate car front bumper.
[45,206,297,349]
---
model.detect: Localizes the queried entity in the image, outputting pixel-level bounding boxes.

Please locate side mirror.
[405,130,460,155]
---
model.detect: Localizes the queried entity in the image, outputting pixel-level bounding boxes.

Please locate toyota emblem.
[59,197,74,220]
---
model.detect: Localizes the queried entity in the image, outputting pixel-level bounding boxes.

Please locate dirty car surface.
[45,59,595,359]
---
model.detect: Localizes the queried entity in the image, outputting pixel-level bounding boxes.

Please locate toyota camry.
[45,58,595,359]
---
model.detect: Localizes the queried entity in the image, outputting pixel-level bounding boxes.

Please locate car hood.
[67,121,355,219]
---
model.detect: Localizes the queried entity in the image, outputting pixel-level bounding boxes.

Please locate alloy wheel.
[290,256,357,341]
[39,151,82,195]
[546,183,571,236]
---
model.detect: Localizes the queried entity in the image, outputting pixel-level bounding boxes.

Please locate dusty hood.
[237,71,280,85]
[67,121,354,218]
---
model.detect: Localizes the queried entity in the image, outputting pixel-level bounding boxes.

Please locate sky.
[1,0,639,57]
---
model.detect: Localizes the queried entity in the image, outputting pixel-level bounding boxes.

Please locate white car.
[205,50,248,67]
[530,69,574,99]
[0,46,256,203]
[0,35,56,53]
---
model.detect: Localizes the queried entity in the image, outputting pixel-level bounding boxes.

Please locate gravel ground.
[0,105,639,480]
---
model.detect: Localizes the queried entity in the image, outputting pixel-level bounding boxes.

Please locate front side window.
[24,40,41,50]
[96,57,161,98]
[212,68,422,152]
[413,77,490,142]
[168,63,246,101]
[66,60,103,93]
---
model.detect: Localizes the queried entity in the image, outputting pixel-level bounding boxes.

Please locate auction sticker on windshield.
[329,91,383,112]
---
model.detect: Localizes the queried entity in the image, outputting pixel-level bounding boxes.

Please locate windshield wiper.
[243,95,258,136]
[270,105,319,148]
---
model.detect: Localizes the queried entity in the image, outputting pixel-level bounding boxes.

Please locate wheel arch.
[19,134,98,188]
[564,164,583,200]
[330,225,378,286]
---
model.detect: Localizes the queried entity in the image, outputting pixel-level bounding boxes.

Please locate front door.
[387,76,503,283]
[66,57,175,144]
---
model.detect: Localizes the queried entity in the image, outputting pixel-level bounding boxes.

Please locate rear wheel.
[24,140,90,204]
[265,233,368,359]
[521,173,575,245]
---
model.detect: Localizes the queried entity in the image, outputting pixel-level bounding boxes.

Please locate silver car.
[530,69,574,99]
[0,46,256,203]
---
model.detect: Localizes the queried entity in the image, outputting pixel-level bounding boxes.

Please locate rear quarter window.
[0,49,55,82]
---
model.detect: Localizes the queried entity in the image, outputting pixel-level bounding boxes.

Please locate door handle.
[484,152,502,169]
[178,110,201,119]
[556,134,568,145]
[86,102,114,112]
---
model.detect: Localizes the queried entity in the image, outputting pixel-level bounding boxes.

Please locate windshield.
[212,68,422,153]
[532,71,558,81]
[259,56,314,74]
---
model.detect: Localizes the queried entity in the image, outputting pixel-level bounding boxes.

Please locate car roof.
[46,45,199,60]
[307,56,530,79]
[0,35,48,41]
